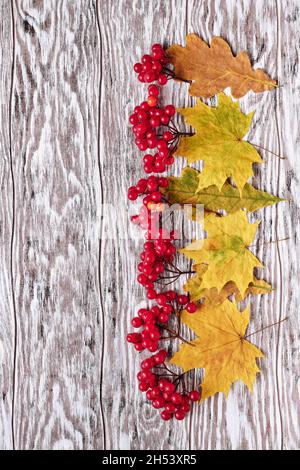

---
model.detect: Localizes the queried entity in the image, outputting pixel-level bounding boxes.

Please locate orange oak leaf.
[166,34,277,98]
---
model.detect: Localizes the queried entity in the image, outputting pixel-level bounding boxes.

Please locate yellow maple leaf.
[184,262,271,303]
[164,167,283,213]
[181,211,262,297]
[166,34,276,98]
[175,93,262,192]
[169,300,264,399]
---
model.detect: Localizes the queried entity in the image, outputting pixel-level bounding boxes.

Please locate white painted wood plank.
[186,0,300,450]
[0,0,14,451]
[10,0,104,449]
[97,0,193,451]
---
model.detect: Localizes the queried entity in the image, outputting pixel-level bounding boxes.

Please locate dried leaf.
[170,300,264,399]
[181,211,262,297]
[166,34,276,98]
[165,167,282,213]
[175,93,262,192]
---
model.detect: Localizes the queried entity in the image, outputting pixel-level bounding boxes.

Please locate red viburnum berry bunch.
[129,92,177,173]
[127,43,201,422]
[133,43,169,85]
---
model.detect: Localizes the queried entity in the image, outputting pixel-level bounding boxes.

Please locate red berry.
[158,379,167,391]
[189,390,201,402]
[127,187,138,201]
[158,74,168,85]
[147,179,158,192]
[143,154,155,165]
[152,49,164,60]
[165,104,176,116]
[158,313,169,323]
[154,161,166,173]
[160,114,170,125]
[166,290,177,301]
[162,304,172,314]
[154,349,167,364]
[137,273,147,285]
[139,381,149,392]
[151,43,163,52]
[137,371,143,381]
[164,382,175,394]
[144,71,155,83]
[134,63,142,73]
[147,289,157,300]
[148,84,159,97]
[170,392,182,405]
[156,294,167,306]
[142,54,152,64]
[134,343,144,351]
[163,131,173,141]
[178,294,189,305]
[186,302,197,313]
[140,101,150,111]
[165,403,176,413]
[126,333,142,344]
[136,178,147,193]
[146,389,153,401]
[152,60,163,73]
[141,358,154,370]
[158,177,168,188]
[129,113,139,125]
[131,317,143,328]
[151,387,161,398]
[181,402,191,412]
[144,163,154,174]
[161,410,172,421]
[138,140,148,151]
[150,117,160,127]
[152,397,165,409]
[148,96,158,107]
[175,410,185,420]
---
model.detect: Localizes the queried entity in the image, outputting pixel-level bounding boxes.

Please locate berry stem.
[163,66,192,84]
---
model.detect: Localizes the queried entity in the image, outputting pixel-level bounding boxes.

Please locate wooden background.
[0,0,299,450]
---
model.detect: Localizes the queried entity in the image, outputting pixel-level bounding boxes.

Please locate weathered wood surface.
[0,0,299,450]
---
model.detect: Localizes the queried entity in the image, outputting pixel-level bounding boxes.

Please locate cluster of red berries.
[133,43,169,85]
[129,88,176,173]
[127,43,201,421]
[127,292,197,353]
[137,351,201,421]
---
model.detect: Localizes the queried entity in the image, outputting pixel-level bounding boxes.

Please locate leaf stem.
[248,237,290,248]
[244,317,288,339]
[248,141,286,160]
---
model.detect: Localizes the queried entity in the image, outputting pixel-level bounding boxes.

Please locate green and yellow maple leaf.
[181,211,262,296]
[165,167,282,213]
[169,300,264,400]
[175,93,262,192]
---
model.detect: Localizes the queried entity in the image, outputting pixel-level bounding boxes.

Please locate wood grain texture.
[10,0,104,450]
[0,0,299,450]
[0,0,14,451]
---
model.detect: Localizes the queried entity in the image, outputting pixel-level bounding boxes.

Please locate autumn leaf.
[175,93,262,193]
[181,211,262,296]
[166,34,276,98]
[169,300,264,399]
[184,262,272,303]
[165,167,282,213]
